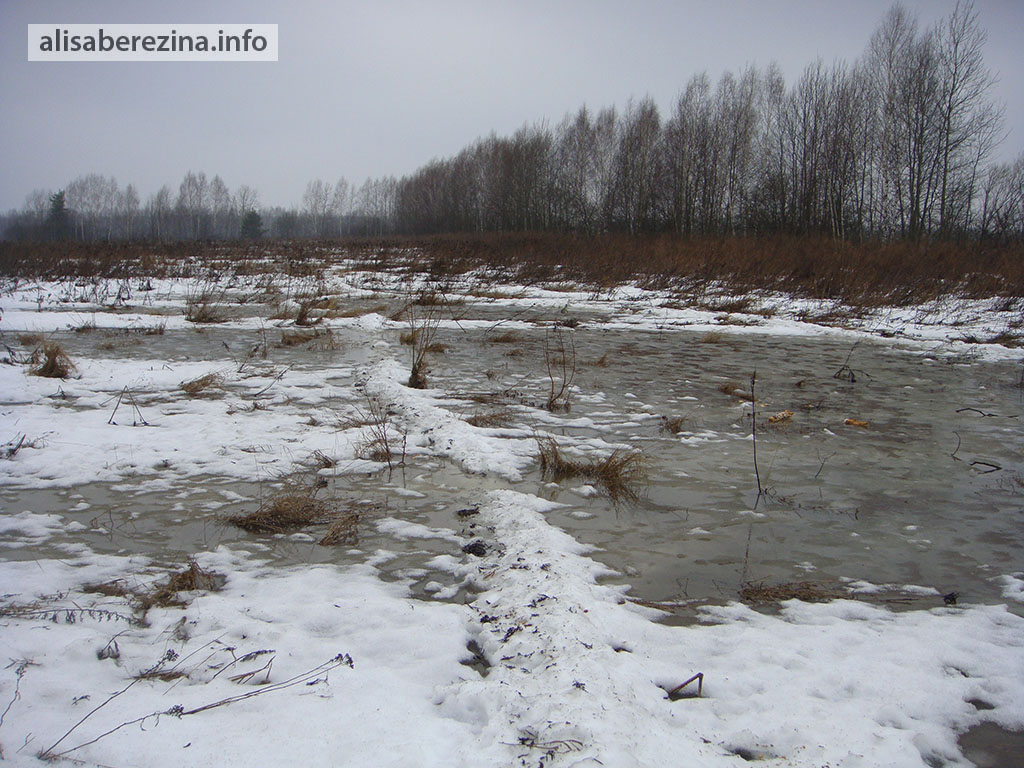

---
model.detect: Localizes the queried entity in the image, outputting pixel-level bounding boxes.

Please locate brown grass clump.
[318,512,361,546]
[84,558,223,621]
[466,407,515,428]
[328,303,389,318]
[537,437,648,501]
[699,331,725,344]
[82,580,134,598]
[184,286,230,323]
[280,328,319,346]
[141,559,223,610]
[294,300,323,327]
[487,330,521,344]
[740,581,842,604]
[228,492,333,534]
[699,297,754,314]
[660,415,687,434]
[18,333,44,346]
[180,371,222,395]
[30,341,76,379]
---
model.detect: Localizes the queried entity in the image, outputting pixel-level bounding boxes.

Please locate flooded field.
[3,282,1021,613]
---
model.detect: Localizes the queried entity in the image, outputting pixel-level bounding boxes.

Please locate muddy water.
[2,303,1023,616]
[432,320,1024,611]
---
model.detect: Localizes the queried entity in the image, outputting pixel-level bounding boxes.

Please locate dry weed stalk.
[184,283,229,323]
[400,295,446,389]
[544,326,577,412]
[354,396,405,472]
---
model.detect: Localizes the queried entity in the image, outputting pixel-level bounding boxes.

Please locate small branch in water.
[750,371,763,506]
[956,407,1018,419]
[814,450,837,479]
[970,460,1002,474]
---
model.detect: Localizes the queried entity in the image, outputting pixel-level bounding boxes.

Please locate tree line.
[3,2,1022,245]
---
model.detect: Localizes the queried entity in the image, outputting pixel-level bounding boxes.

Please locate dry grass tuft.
[310,449,338,469]
[318,512,361,546]
[660,415,687,434]
[537,437,648,501]
[280,328,319,346]
[228,492,333,534]
[466,407,515,428]
[740,581,842,604]
[30,341,76,379]
[294,300,323,327]
[699,296,754,314]
[85,558,223,620]
[18,332,44,347]
[487,331,521,344]
[82,580,134,599]
[699,331,725,344]
[184,285,230,323]
[180,372,222,396]
[141,559,223,610]
[327,303,389,319]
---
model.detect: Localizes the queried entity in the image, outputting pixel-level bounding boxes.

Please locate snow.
[1,270,1022,767]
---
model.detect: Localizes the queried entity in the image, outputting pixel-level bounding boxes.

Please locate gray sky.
[2,0,1022,212]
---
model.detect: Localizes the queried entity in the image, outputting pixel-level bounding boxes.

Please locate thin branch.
[750,371,763,504]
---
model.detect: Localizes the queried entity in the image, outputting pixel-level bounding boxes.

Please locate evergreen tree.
[46,190,70,241]
[240,209,263,239]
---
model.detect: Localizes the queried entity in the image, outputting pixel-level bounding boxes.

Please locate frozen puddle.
[1,272,1022,766]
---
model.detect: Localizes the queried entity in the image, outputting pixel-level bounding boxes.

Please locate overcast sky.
[2,0,1022,212]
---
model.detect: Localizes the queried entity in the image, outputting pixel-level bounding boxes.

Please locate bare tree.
[933,0,1004,236]
[118,183,140,239]
[302,178,334,236]
[178,171,209,239]
[209,175,231,239]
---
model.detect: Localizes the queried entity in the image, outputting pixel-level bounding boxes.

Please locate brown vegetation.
[740,581,843,604]
[180,371,222,395]
[2,234,1022,307]
[29,341,76,378]
[228,492,333,534]
[537,437,648,501]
